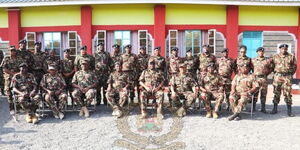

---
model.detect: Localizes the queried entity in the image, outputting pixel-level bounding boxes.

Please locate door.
[242,31,263,58]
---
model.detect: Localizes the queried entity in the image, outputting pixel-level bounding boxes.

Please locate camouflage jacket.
[235,56,252,73]
[199,72,224,92]
[74,55,95,71]
[167,56,184,74]
[107,71,129,90]
[61,57,75,74]
[94,51,112,73]
[198,53,216,72]
[216,57,235,77]
[33,51,47,71]
[252,57,272,76]
[17,50,34,71]
[11,72,37,94]
[184,56,198,73]
[139,69,165,88]
[148,55,166,72]
[137,53,150,73]
[1,56,26,79]
[171,74,197,93]
[272,53,297,75]
[121,53,138,71]
[232,74,259,94]
[40,73,66,91]
[110,52,122,70]
[72,70,97,88]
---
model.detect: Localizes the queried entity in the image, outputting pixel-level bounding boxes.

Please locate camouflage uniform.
[74,55,95,71]
[32,51,48,84]
[199,71,224,115]
[71,70,97,107]
[184,55,198,79]
[61,57,75,91]
[170,73,197,117]
[252,56,272,111]
[17,50,34,72]
[198,53,216,73]
[235,56,252,74]
[11,72,41,115]
[148,55,166,73]
[167,56,184,79]
[137,53,150,77]
[1,56,25,106]
[229,74,259,114]
[40,73,67,115]
[0,50,4,91]
[110,52,122,70]
[94,51,112,104]
[46,56,62,73]
[139,69,165,117]
[216,56,235,106]
[106,71,129,112]
[272,53,297,105]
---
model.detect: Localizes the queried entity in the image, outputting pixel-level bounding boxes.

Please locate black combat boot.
[260,103,267,113]
[270,103,278,114]
[228,113,239,121]
[287,105,295,117]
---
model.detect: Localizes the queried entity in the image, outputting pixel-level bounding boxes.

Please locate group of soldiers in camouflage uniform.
[0,38,297,123]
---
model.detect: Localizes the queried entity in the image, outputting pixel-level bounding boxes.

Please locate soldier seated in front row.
[106,62,130,118]
[11,63,41,124]
[139,61,165,119]
[199,64,224,119]
[72,60,98,118]
[40,65,67,120]
[228,64,259,121]
[170,63,198,117]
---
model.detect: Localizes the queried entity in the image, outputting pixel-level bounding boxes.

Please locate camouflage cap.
[19,63,28,68]
[256,47,265,52]
[48,65,57,70]
[279,44,289,49]
[114,61,121,66]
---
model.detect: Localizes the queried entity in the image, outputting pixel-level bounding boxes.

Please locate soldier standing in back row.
[137,46,150,101]
[74,46,95,71]
[110,44,122,70]
[120,44,138,102]
[184,49,198,79]
[94,43,112,105]
[235,45,252,74]
[61,49,75,97]
[198,45,217,74]
[271,44,297,117]
[17,40,34,72]
[216,48,235,111]
[32,41,48,84]
[46,49,62,72]
[148,47,166,73]
[252,47,272,113]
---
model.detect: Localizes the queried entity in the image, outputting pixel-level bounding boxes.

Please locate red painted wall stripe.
[226,5,239,59]
[154,5,166,56]
[80,6,92,54]
[8,9,21,47]
[0,28,9,41]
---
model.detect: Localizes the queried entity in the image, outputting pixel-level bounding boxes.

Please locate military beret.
[222,48,229,53]
[186,48,192,53]
[63,49,70,53]
[80,59,89,65]
[239,45,247,51]
[154,46,161,50]
[34,41,41,46]
[171,47,179,51]
[19,39,26,44]
[80,46,87,51]
[279,44,289,49]
[140,46,146,50]
[48,65,57,70]
[202,45,209,48]
[97,43,104,46]
[179,63,187,68]
[124,44,132,49]
[19,63,28,68]
[112,44,120,48]
[256,47,265,52]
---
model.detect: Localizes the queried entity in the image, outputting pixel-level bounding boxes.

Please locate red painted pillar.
[296,8,300,79]
[154,5,166,56]
[8,8,21,47]
[81,6,92,54]
[226,5,239,59]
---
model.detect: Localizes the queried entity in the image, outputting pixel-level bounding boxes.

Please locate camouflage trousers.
[171,91,196,110]
[106,88,129,110]
[96,72,109,104]
[253,76,268,104]
[229,92,251,113]
[4,78,12,103]
[221,76,232,104]
[201,91,224,112]
[272,74,293,105]
[17,94,41,114]
[140,89,164,113]
[33,70,45,85]
[123,71,137,100]
[72,88,96,107]
[0,68,4,89]
[44,92,68,114]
